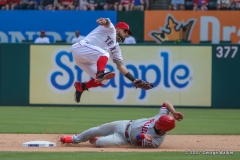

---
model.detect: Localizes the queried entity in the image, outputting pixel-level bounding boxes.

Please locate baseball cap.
[115,22,133,35]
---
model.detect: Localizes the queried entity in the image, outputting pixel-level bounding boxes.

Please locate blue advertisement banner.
[0,11,116,43]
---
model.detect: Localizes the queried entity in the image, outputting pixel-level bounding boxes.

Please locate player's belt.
[125,120,133,143]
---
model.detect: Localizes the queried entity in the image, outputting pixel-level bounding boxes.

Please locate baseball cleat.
[95,71,115,84]
[74,82,85,103]
[89,137,99,144]
[74,90,83,103]
[60,135,73,143]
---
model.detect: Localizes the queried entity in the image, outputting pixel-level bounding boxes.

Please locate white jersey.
[34,37,50,43]
[128,105,169,148]
[72,35,85,44]
[83,19,123,61]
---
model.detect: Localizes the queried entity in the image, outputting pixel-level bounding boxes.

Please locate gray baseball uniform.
[72,105,169,148]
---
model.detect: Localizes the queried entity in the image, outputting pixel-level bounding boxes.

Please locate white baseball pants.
[71,41,110,84]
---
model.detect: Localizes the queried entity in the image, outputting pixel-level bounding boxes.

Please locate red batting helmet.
[155,115,175,132]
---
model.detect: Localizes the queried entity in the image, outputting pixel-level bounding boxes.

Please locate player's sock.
[86,78,103,89]
[97,56,108,72]
[81,82,86,90]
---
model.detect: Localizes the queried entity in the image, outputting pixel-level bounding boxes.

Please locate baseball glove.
[133,79,154,90]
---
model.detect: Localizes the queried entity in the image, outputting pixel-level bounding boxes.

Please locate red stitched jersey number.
[216,46,238,58]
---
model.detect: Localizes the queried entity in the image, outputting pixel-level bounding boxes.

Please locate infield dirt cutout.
[0,134,239,152]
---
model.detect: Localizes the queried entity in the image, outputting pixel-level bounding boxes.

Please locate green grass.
[0,152,239,160]
[0,107,239,159]
[0,107,239,134]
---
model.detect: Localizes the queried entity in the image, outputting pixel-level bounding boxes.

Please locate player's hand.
[96,18,108,26]
[144,134,153,142]
[173,112,184,121]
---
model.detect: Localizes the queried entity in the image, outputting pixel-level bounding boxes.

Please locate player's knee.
[95,138,105,147]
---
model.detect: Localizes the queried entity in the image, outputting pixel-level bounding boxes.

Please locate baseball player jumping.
[71,18,153,103]
[61,100,184,148]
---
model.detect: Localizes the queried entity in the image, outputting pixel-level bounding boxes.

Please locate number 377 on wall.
[216,46,238,58]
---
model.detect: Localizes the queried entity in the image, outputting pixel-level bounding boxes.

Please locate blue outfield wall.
[0,11,117,43]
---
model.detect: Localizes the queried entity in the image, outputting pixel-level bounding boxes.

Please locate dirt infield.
[0,134,239,152]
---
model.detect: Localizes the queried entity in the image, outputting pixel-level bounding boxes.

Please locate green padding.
[0,43,30,105]
[0,45,1,105]
[117,11,144,43]
[211,45,240,108]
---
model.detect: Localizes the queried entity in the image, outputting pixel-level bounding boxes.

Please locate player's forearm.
[164,101,176,115]
[132,133,144,145]
[132,134,155,147]
[132,137,141,145]
[113,59,136,81]
[120,66,137,82]
[118,65,129,76]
